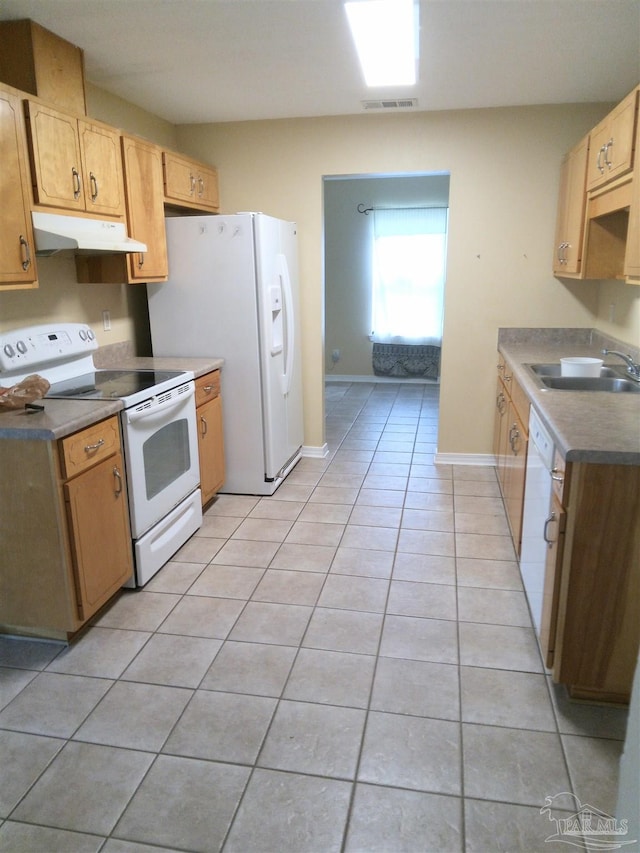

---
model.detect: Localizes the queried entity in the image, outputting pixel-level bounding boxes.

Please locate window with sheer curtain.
[369,206,448,345]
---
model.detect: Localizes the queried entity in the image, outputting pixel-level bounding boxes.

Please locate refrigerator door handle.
[278,252,295,396]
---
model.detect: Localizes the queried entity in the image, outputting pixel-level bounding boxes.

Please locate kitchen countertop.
[0,356,224,441]
[498,329,640,465]
[0,398,124,441]
[99,356,224,378]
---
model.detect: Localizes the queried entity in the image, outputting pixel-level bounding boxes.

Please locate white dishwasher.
[519,407,555,635]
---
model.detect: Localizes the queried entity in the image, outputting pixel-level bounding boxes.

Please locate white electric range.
[0,323,202,586]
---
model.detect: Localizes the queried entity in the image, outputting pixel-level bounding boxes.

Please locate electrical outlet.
[332,349,340,363]
[102,310,111,331]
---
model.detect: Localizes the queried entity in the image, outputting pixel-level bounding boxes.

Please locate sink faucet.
[602,349,640,381]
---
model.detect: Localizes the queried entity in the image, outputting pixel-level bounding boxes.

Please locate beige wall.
[176,104,638,456]
[3,91,637,457]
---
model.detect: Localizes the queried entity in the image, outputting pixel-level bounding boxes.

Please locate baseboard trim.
[435,452,497,467]
[302,443,329,458]
[325,374,439,385]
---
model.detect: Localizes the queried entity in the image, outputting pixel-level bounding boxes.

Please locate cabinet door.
[25,100,84,210]
[121,135,168,282]
[0,87,37,288]
[197,395,225,504]
[555,463,640,703]
[79,120,126,218]
[624,114,640,281]
[552,136,588,275]
[586,88,638,191]
[163,151,198,205]
[64,450,133,620]
[503,402,527,553]
[493,375,509,491]
[194,164,219,211]
[539,493,565,668]
[163,151,220,212]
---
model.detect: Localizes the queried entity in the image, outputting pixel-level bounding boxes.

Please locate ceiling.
[1,0,639,125]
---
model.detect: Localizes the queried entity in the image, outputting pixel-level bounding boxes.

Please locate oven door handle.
[125,384,195,424]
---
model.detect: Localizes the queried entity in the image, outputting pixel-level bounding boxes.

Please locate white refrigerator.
[147,213,304,495]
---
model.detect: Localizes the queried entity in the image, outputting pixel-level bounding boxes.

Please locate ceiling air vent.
[362,98,418,111]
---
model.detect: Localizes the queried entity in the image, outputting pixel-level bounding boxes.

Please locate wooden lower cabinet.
[493,356,529,554]
[195,371,225,505]
[64,450,132,620]
[551,462,640,704]
[0,415,133,639]
[502,400,528,550]
[494,353,639,703]
[539,492,566,669]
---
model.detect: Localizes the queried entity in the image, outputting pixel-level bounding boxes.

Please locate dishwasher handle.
[543,511,558,547]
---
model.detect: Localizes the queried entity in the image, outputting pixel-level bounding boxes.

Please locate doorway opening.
[323,172,450,383]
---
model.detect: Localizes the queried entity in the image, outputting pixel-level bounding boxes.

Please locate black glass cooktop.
[46,369,187,400]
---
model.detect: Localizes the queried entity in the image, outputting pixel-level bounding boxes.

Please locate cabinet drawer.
[60,416,120,479]
[195,370,221,406]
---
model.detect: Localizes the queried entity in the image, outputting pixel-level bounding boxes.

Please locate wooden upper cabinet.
[586,88,638,192]
[26,100,84,210]
[121,135,168,282]
[78,120,126,217]
[24,100,126,218]
[0,84,37,289]
[0,20,86,115]
[552,135,589,277]
[163,150,219,212]
[624,113,640,282]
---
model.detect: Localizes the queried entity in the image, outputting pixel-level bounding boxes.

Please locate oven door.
[121,381,199,539]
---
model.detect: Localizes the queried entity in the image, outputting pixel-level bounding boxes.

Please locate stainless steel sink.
[540,376,640,392]
[525,364,640,393]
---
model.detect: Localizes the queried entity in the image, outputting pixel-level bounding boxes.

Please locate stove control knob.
[79,329,87,341]
[86,329,95,341]
[16,340,27,354]
[3,344,15,359]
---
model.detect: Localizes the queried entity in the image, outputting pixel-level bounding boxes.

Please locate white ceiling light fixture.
[345,0,418,87]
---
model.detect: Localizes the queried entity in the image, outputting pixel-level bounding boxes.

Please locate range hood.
[32,212,148,256]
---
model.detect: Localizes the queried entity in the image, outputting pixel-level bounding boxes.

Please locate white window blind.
[370,206,448,345]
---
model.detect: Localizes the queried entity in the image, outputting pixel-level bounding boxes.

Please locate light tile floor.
[0,381,629,852]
